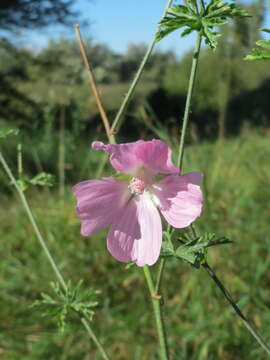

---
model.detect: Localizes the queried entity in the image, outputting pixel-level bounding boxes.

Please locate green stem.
[155,258,166,294]
[81,318,110,360]
[177,32,202,169]
[110,0,174,133]
[191,224,270,355]
[203,261,270,356]
[156,33,203,294]
[0,151,110,360]
[143,266,169,360]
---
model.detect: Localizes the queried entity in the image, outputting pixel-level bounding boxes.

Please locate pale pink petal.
[135,192,163,266]
[73,178,129,236]
[107,199,139,263]
[91,139,179,176]
[107,192,162,266]
[92,141,143,174]
[153,172,203,228]
[134,139,179,175]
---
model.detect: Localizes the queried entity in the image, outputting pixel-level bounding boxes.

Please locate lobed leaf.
[245,25,270,61]
[156,0,250,49]
[32,280,100,332]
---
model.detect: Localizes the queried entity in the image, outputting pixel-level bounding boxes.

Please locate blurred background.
[1,0,270,359]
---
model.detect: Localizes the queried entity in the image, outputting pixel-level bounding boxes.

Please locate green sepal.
[114,172,132,182]
[125,262,135,269]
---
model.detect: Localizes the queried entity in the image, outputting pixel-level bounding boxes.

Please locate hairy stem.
[203,261,270,356]
[110,0,174,133]
[0,151,110,360]
[143,266,169,360]
[74,24,115,144]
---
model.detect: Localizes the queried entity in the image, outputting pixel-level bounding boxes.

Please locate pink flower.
[73,139,203,266]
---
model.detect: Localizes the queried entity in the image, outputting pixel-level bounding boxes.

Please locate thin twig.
[203,261,270,356]
[74,24,115,144]
[110,0,174,133]
[190,224,270,356]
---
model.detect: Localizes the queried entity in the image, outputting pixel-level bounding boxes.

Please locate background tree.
[0,0,84,31]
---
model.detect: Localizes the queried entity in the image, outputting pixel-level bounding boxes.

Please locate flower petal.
[134,139,179,175]
[136,192,163,266]
[153,172,203,228]
[107,199,139,263]
[107,192,162,266]
[73,178,129,236]
[91,139,179,175]
[92,141,142,174]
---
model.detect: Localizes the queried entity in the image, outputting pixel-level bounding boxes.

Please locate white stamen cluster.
[128,177,147,195]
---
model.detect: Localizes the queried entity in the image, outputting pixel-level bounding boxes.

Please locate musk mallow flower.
[73,139,203,267]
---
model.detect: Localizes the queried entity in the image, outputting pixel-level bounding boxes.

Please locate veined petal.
[133,139,179,175]
[107,192,162,266]
[91,139,179,176]
[136,192,163,266]
[73,178,129,236]
[92,141,142,174]
[153,172,203,228]
[107,199,139,263]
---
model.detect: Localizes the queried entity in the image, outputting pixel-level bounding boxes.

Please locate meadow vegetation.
[1,0,270,358]
[1,131,270,359]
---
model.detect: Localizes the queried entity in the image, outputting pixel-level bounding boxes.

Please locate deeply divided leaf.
[156,0,250,49]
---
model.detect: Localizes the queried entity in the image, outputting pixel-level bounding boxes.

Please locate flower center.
[128,177,147,195]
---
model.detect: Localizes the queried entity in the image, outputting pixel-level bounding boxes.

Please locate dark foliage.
[227,79,270,135]
[0,0,81,31]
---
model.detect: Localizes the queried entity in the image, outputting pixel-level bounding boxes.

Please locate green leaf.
[156,0,250,49]
[245,28,270,61]
[32,281,100,332]
[245,40,270,61]
[181,27,195,37]
[16,176,30,192]
[175,245,197,264]
[260,28,270,33]
[174,233,232,267]
[160,240,175,258]
[256,40,270,50]
[0,128,19,139]
[29,172,55,187]
[160,230,175,257]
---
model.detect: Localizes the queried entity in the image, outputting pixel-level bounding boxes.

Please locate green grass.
[1,131,270,359]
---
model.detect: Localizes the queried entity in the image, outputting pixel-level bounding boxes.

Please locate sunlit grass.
[1,131,270,359]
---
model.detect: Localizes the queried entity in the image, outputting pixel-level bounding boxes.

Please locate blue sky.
[17,0,196,55]
[76,0,197,55]
[12,0,270,56]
